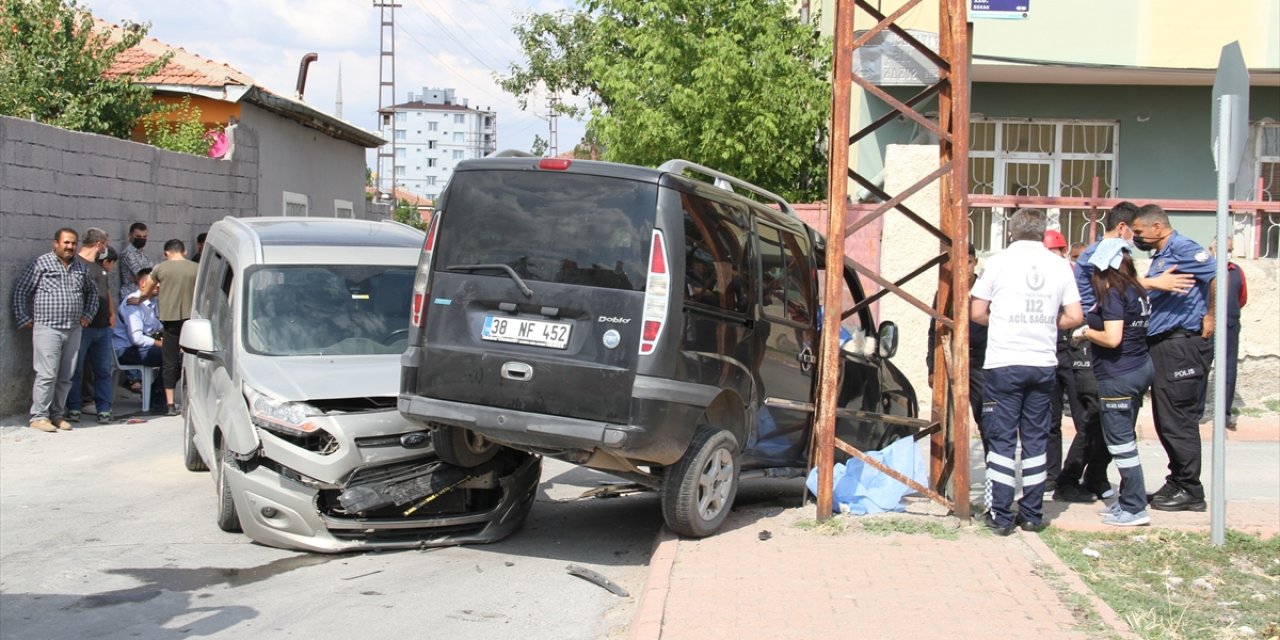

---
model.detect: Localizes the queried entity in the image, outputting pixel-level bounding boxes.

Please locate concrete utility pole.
[336,63,344,120]
[548,94,560,157]
[374,1,402,200]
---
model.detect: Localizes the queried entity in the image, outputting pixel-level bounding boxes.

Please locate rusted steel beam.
[851,73,952,144]
[834,437,953,508]
[848,170,950,242]
[814,0,858,522]
[941,0,971,521]
[846,162,953,236]
[851,0,927,50]
[850,82,944,145]
[848,260,938,319]
[970,194,1280,213]
[855,0,950,72]
[846,253,952,323]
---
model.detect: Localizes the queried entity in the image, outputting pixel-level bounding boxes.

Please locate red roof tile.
[96,18,253,88]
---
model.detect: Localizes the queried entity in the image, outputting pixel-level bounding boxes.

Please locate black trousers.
[1055,364,1111,492]
[161,319,186,391]
[1148,332,1212,499]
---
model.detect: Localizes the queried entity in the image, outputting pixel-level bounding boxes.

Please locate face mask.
[131,237,147,249]
[1132,235,1156,252]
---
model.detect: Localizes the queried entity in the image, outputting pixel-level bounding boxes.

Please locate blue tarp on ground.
[805,436,927,514]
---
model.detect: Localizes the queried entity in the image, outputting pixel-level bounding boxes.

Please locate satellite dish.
[206,130,230,159]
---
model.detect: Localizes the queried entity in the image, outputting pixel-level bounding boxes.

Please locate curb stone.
[1021,531,1143,640]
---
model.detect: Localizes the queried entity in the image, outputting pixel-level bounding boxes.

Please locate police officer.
[971,209,1083,535]
[1130,204,1216,512]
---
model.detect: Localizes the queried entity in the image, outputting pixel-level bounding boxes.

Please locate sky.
[83,0,588,168]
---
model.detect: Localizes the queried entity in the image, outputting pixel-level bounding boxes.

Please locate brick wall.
[0,116,259,417]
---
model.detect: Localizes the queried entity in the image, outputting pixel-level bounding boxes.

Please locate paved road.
[0,412,664,640]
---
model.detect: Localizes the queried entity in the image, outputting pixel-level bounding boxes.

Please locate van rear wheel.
[432,425,500,467]
[661,426,740,537]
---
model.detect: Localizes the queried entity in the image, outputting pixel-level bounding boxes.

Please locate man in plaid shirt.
[119,222,153,299]
[12,228,99,432]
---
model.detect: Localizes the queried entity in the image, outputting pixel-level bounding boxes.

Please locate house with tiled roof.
[99,18,384,219]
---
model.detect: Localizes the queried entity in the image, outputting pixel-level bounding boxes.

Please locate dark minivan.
[399,156,919,536]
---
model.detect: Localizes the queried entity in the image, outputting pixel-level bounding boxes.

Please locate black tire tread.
[215,439,242,533]
[661,426,739,538]
[432,425,499,467]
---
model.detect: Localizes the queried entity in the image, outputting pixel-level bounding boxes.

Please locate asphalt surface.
[0,411,663,640]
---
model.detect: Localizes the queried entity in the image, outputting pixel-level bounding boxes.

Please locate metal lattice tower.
[374,1,402,200]
[548,94,560,157]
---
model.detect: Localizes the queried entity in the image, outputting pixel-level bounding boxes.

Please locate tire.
[182,401,207,472]
[661,426,740,538]
[432,425,500,467]
[215,438,242,533]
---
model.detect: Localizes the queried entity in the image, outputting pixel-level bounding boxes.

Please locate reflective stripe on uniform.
[987,469,1016,487]
[1115,455,1142,469]
[1107,441,1138,455]
[987,452,1017,469]
[1022,471,1047,486]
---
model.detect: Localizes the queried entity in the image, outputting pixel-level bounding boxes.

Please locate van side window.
[680,193,752,315]
[209,257,235,353]
[758,225,812,325]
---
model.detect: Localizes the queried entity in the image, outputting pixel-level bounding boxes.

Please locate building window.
[394,112,406,123]
[427,176,437,186]
[335,199,354,219]
[428,122,438,132]
[969,118,1120,252]
[394,129,406,141]
[427,140,437,150]
[395,166,406,176]
[453,132,465,143]
[283,191,308,217]
[396,148,406,158]
[453,150,464,160]
[427,158,437,168]
[454,114,465,124]
[1254,123,1280,259]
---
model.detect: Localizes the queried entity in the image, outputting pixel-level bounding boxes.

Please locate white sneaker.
[1102,509,1151,527]
[1097,501,1122,516]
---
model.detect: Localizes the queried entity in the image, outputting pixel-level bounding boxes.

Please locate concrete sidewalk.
[629,415,1278,640]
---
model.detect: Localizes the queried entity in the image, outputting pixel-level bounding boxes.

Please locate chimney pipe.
[295,52,319,99]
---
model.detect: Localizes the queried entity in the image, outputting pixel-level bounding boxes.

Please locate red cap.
[1043,229,1067,250]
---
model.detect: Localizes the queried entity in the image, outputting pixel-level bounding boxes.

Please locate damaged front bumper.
[227,410,541,553]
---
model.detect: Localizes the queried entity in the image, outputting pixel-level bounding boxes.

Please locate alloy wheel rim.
[696,448,734,520]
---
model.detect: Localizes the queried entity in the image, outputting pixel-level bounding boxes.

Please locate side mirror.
[877,321,899,359]
[180,318,216,354]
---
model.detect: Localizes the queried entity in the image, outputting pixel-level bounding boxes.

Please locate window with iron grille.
[969,118,1119,252]
[1255,123,1280,259]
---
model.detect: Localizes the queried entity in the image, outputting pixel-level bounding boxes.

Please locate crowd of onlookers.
[12,223,204,430]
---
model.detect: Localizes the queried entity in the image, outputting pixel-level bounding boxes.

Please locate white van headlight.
[245,387,324,437]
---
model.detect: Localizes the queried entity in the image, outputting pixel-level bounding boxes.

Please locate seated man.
[112,269,166,410]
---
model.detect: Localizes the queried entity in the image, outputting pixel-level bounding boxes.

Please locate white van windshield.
[244,265,414,356]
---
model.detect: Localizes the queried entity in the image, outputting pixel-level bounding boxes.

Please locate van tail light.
[639,229,669,355]
[410,213,442,329]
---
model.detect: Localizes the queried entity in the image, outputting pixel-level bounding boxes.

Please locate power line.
[394,25,516,109]
[402,0,508,75]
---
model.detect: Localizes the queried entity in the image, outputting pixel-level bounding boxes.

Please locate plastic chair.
[112,348,156,414]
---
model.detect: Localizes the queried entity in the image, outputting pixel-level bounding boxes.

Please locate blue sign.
[971,0,1029,20]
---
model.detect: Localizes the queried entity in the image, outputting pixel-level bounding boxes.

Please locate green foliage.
[0,0,169,138]
[392,198,428,231]
[142,97,218,155]
[531,134,549,157]
[499,0,832,202]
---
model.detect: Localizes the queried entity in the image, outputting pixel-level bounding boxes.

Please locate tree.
[499,0,831,202]
[531,134,549,157]
[392,198,428,230]
[0,0,169,138]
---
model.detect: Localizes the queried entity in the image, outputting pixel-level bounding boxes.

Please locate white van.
[180,217,539,553]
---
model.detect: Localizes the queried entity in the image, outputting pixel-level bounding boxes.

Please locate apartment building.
[379,88,497,200]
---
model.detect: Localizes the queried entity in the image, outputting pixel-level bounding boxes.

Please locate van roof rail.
[488,149,537,158]
[658,159,797,218]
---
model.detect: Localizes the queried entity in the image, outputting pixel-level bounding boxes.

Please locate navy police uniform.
[1145,231,1215,508]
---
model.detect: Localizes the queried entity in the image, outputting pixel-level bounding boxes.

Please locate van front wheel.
[661,426,740,537]
[432,425,500,467]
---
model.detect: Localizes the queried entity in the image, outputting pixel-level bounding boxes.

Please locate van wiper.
[446,263,534,298]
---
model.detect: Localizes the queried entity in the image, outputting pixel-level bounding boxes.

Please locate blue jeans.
[1097,360,1153,514]
[68,326,114,414]
[982,364,1056,527]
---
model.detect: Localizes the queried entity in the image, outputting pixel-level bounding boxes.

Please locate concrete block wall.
[877,143,1280,414]
[0,116,259,417]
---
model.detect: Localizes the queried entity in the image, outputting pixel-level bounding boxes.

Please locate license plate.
[482,315,571,349]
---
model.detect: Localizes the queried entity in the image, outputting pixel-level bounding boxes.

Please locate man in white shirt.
[971,209,1084,535]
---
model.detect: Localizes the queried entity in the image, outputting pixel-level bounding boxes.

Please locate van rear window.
[434,171,656,292]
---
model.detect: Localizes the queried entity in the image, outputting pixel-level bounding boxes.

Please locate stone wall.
[0,116,259,417]
[877,143,1280,413]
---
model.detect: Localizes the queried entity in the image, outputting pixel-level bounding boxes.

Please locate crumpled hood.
[239,353,399,402]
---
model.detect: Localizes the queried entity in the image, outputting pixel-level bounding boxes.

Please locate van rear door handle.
[501,361,533,382]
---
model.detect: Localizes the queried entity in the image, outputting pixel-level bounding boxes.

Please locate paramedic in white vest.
[970,209,1083,536]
